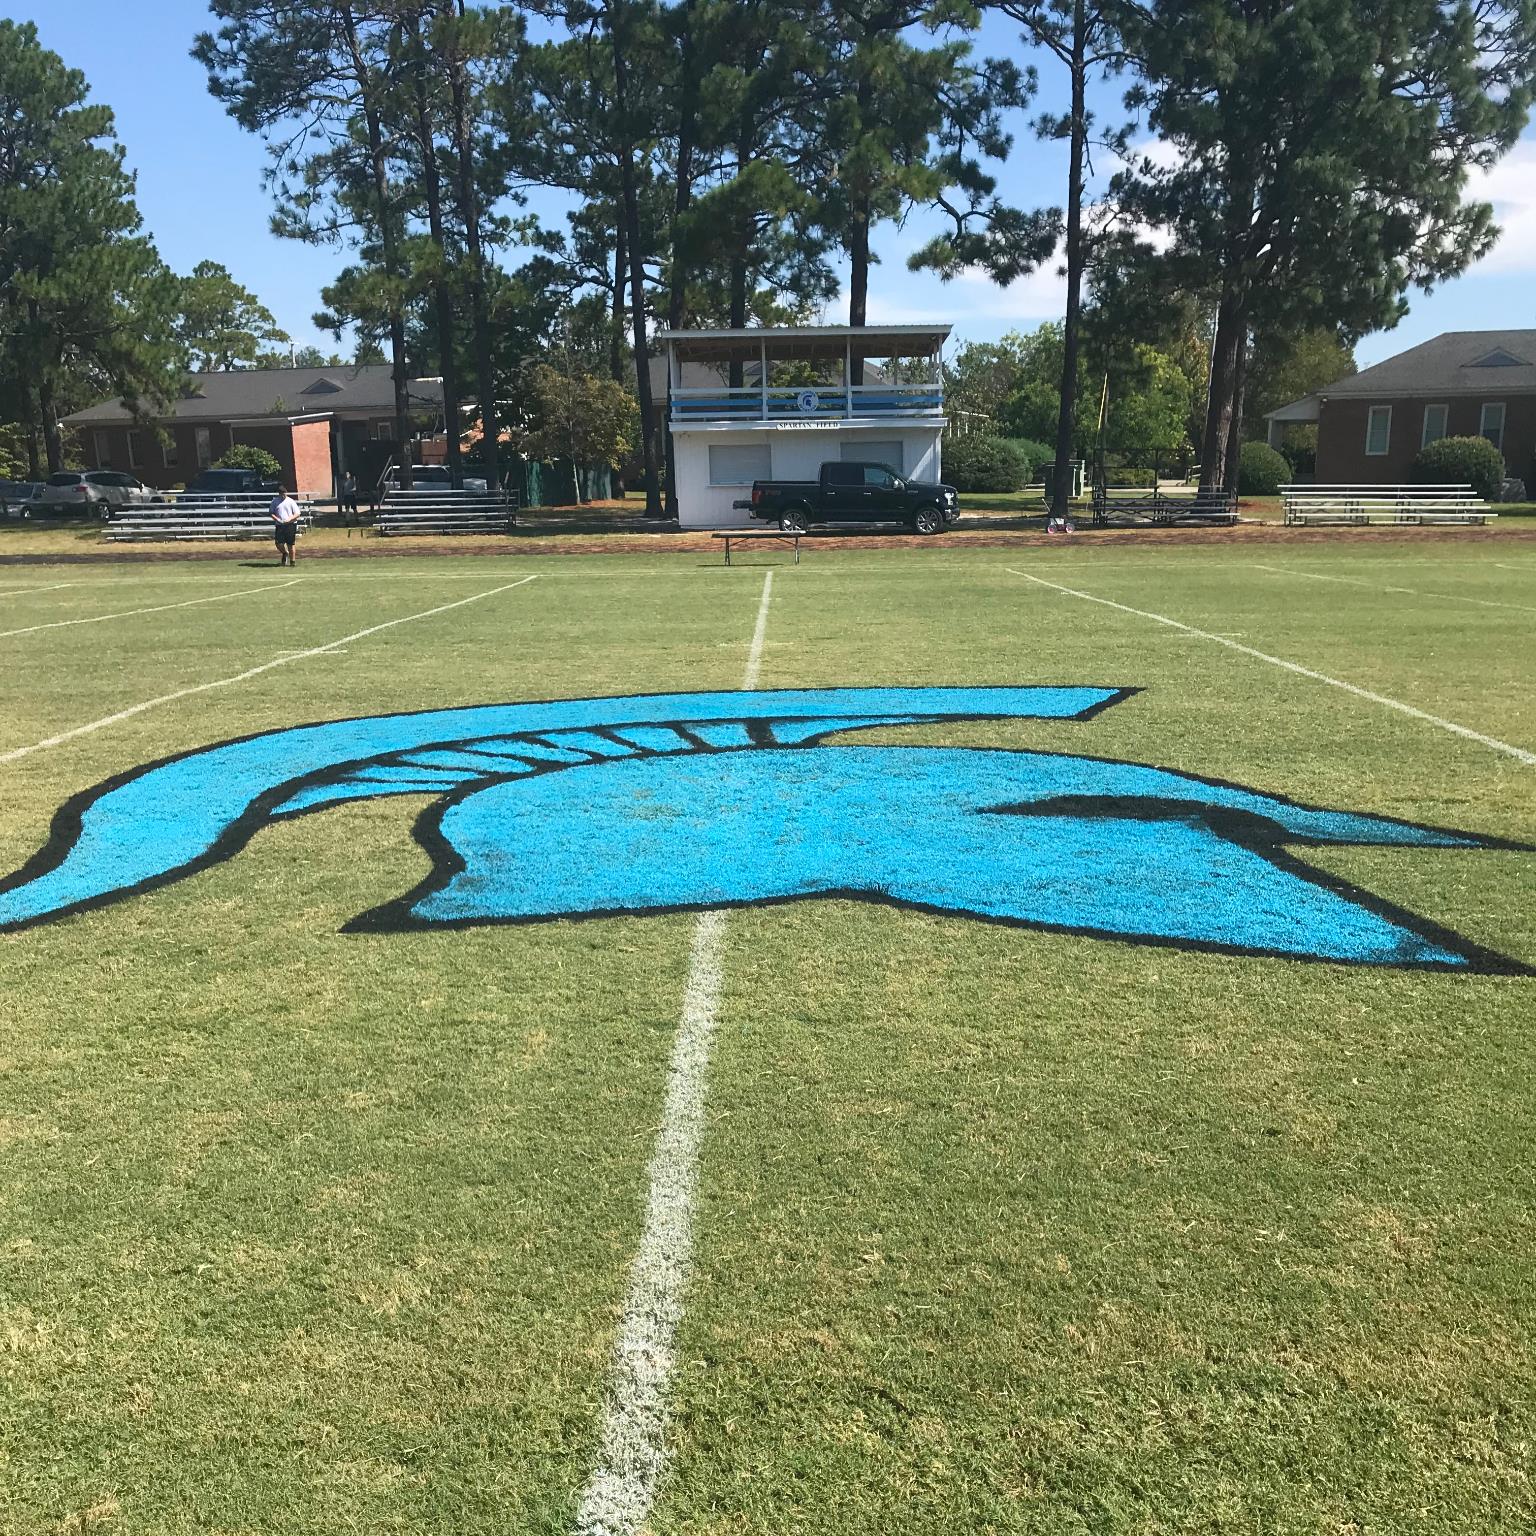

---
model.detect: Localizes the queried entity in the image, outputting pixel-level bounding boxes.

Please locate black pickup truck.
[736,460,959,535]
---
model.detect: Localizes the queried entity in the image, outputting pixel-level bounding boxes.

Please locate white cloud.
[1467,138,1536,273]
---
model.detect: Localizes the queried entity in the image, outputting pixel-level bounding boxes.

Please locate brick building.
[1266,330,1536,488]
[63,366,446,499]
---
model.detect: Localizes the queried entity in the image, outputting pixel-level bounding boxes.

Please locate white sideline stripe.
[0,575,537,765]
[1007,567,1536,767]
[0,580,298,639]
[573,570,774,1536]
[0,582,75,598]
[1253,563,1536,616]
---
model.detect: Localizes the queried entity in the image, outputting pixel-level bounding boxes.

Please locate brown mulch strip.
[2,520,1533,566]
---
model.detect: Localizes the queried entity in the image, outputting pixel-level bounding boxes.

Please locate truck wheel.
[912,505,944,535]
[780,507,810,533]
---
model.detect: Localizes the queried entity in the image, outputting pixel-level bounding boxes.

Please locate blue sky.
[25,0,1536,369]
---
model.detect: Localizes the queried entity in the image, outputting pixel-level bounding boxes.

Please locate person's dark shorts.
[274,521,298,548]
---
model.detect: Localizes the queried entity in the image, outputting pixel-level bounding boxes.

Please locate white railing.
[671,382,943,422]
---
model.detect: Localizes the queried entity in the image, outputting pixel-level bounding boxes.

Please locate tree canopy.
[0,20,186,472]
[176,260,290,370]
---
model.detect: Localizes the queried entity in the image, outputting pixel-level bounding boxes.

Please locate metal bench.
[1282,484,1494,526]
[1092,487,1238,526]
[374,489,519,536]
[712,528,802,564]
[105,493,316,542]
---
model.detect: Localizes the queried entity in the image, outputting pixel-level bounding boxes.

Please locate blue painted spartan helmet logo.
[0,687,1525,971]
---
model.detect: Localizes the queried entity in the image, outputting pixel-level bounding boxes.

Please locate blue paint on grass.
[0,685,1518,971]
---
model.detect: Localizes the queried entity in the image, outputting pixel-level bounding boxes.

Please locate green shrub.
[1412,435,1504,502]
[942,434,1030,493]
[1236,441,1290,496]
[1000,438,1052,482]
[1101,467,1156,487]
[216,443,283,481]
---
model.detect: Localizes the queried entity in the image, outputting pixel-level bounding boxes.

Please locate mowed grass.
[1,539,1533,1534]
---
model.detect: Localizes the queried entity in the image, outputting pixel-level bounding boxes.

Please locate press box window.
[1364,405,1391,456]
[708,445,771,485]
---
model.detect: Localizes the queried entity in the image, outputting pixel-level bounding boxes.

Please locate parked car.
[179,467,281,506]
[739,460,959,535]
[0,480,43,518]
[383,464,490,494]
[36,470,158,515]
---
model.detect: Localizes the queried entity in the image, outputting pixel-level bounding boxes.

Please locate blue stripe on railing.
[671,391,945,420]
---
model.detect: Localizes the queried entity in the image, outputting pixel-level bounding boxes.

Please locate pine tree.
[816,0,1021,380]
[176,260,290,370]
[195,1,421,485]
[1115,0,1536,489]
[0,21,185,471]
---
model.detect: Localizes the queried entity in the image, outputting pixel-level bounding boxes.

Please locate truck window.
[824,463,861,486]
[862,465,897,488]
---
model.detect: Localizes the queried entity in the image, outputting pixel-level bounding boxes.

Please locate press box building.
[659,324,950,529]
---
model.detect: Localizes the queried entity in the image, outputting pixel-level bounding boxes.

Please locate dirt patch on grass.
[2,519,1533,566]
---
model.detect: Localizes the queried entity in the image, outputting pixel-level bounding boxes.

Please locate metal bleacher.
[104,492,317,542]
[1282,484,1495,526]
[1091,486,1239,526]
[374,487,519,536]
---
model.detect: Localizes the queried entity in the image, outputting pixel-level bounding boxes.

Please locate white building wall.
[672,423,945,529]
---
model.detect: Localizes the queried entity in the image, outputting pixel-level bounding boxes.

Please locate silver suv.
[36,471,158,513]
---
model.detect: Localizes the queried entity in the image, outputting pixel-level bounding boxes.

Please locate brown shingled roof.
[64,365,444,425]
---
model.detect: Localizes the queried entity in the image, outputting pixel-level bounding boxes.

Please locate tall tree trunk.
[727,123,750,390]
[609,219,627,384]
[1222,326,1248,493]
[608,0,662,516]
[848,203,870,387]
[38,373,63,475]
[1199,285,1244,491]
[449,0,500,492]
[1051,0,1088,521]
[409,14,463,488]
[345,10,412,491]
[664,1,698,518]
[20,376,42,479]
[848,68,873,387]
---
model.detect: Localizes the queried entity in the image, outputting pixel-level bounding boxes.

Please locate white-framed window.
[1364,405,1392,456]
[1421,403,1448,448]
[842,440,903,472]
[92,430,111,467]
[162,432,179,468]
[194,426,213,469]
[126,430,143,466]
[1479,401,1506,452]
[708,443,771,485]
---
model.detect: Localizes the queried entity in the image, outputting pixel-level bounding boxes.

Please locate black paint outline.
[0,684,1527,974]
[0,686,1136,934]
[343,744,1533,976]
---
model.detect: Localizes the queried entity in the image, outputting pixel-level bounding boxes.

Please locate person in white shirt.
[270,486,302,566]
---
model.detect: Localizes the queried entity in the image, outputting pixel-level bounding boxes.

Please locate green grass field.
[2,537,1533,1534]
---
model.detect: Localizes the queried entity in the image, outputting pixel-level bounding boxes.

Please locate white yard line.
[741,568,774,689]
[574,570,774,1536]
[1007,567,1536,767]
[0,581,75,598]
[0,580,298,639]
[1253,563,1536,616]
[0,575,537,766]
